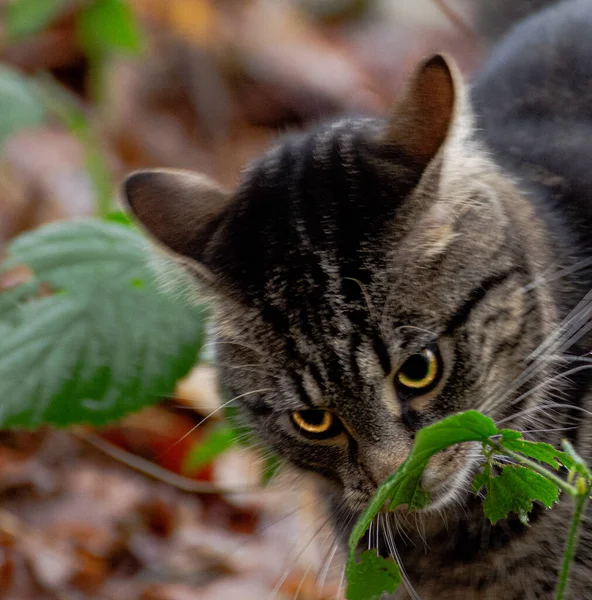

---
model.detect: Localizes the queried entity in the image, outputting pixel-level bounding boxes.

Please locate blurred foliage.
[5,0,68,39]
[0,0,274,486]
[0,65,46,148]
[0,3,210,434]
[182,422,238,475]
[76,0,143,56]
[0,219,208,428]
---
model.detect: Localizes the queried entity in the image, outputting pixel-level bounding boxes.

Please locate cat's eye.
[396,345,442,393]
[290,410,342,439]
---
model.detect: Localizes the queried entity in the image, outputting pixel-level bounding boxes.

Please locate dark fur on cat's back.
[123,1,592,597]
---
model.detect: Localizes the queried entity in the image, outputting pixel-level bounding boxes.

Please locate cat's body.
[123,1,592,597]
[387,4,592,598]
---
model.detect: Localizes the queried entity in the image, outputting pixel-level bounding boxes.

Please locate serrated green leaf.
[0,219,207,428]
[346,551,401,600]
[499,428,522,440]
[411,410,498,460]
[503,438,571,470]
[472,463,491,494]
[182,422,238,475]
[76,0,143,55]
[483,465,559,525]
[387,410,497,509]
[348,411,498,565]
[0,66,46,148]
[5,0,67,39]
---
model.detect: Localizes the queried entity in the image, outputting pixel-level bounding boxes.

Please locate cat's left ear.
[384,53,459,169]
[121,169,230,283]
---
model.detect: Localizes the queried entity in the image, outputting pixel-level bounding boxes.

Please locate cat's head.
[122,55,555,514]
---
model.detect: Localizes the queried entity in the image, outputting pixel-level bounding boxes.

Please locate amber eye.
[290,410,342,439]
[396,345,441,393]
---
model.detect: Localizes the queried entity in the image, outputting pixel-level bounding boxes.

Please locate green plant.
[0,65,46,149]
[345,410,592,600]
[0,218,208,428]
[2,0,143,214]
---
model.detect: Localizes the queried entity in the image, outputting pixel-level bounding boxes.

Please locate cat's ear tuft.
[121,169,229,259]
[385,53,457,167]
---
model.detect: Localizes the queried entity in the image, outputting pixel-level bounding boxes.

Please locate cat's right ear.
[121,169,229,283]
[384,54,458,169]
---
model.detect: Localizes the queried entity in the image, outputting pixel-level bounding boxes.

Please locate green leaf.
[499,428,522,441]
[0,219,207,428]
[387,410,498,509]
[0,66,46,148]
[76,0,143,55]
[503,438,571,470]
[347,411,498,571]
[483,465,559,525]
[106,210,136,227]
[182,422,238,475]
[5,0,67,39]
[411,410,498,460]
[471,462,491,494]
[346,551,401,600]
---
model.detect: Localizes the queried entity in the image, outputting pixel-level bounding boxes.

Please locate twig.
[74,430,264,495]
[432,0,479,41]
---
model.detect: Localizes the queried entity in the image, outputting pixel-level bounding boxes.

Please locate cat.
[122,0,592,597]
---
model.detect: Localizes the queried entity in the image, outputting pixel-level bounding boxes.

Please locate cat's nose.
[362,445,409,487]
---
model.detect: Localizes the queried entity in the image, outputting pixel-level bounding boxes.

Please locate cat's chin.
[339,457,478,517]
[419,459,476,513]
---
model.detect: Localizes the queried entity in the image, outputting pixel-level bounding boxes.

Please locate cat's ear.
[122,169,229,276]
[385,54,457,167]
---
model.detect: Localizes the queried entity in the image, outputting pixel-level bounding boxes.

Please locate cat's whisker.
[210,361,280,380]
[317,508,357,593]
[477,293,592,415]
[206,339,267,358]
[227,489,317,561]
[334,565,346,600]
[495,402,592,426]
[413,512,428,550]
[508,364,592,408]
[157,388,271,459]
[316,540,341,594]
[527,291,592,364]
[394,324,439,338]
[520,426,578,434]
[399,512,415,547]
[268,511,335,600]
[520,256,592,294]
[384,513,423,600]
[292,563,314,600]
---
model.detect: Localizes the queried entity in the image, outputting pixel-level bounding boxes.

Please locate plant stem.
[490,437,590,600]
[555,492,589,600]
[34,76,114,218]
[488,440,579,497]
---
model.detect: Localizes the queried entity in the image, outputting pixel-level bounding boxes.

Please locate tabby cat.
[122,0,592,597]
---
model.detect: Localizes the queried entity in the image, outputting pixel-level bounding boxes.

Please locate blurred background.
[0,1,555,598]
